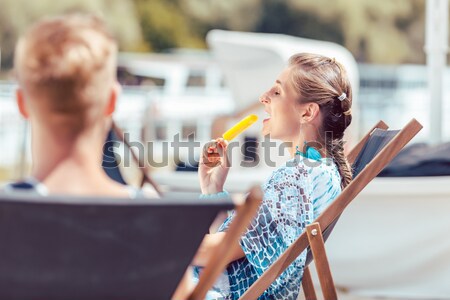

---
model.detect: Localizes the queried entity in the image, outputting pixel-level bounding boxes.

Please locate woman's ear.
[105,81,121,116]
[16,88,29,119]
[299,102,320,123]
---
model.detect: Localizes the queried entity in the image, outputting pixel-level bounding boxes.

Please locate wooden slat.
[347,120,388,165]
[301,267,317,300]
[188,186,262,300]
[239,119,422,299]
[306,223,337,300]
[111,121,163,196]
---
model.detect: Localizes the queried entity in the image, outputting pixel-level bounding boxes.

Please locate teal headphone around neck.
[295,142,322,160]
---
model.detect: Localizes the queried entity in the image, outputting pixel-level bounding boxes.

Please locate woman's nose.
[259,92,270,104]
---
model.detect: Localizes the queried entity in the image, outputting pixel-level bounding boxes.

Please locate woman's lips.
[263,118,270,123]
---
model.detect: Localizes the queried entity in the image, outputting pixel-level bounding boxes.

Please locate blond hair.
[288,53,353,188]
[14,14,117,132]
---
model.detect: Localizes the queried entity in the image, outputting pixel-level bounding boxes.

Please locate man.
[7,14,138,197]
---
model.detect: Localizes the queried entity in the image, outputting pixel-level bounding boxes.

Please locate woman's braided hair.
[288,53,353,188]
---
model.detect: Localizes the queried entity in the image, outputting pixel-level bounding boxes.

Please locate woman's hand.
[199,138,230,194]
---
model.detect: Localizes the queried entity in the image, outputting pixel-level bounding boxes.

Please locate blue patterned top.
[194,156,342,300]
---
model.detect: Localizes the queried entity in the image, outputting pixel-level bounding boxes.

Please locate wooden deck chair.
[0,188,261,300]
[239,119,423,300]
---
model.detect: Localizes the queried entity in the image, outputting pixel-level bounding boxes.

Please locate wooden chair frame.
[111,121,163,195]
[300,121,390,300]
[237,119,422,300]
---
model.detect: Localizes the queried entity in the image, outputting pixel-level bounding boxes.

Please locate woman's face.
[259,67,302,142]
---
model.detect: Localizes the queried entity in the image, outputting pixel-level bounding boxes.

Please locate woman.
[193,53,353,299]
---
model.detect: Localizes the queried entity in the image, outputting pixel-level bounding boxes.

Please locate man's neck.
[28,121,132,197]
[31,125,106,182]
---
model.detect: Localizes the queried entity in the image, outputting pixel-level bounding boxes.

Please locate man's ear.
[105,81,121,116]
[16,88,29,119]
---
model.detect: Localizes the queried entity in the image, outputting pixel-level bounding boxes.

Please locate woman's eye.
[269,87,280,96]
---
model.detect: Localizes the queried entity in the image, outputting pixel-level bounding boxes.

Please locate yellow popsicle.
[222,114,259,141]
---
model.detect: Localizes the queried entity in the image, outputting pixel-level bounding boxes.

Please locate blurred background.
[0,0,450,181]
[1,1,450,299]
[1,0,449,181]
[0,0,436,66]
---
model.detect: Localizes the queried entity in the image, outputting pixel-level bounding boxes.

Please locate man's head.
[14,14,119,136]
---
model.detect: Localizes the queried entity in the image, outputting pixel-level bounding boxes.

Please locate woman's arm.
[194,140,244,266]
[192,232,245,267]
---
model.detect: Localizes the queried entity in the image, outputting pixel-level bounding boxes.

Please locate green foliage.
[0,0,440,70]
[133,0,204,52]
[0,0,143,70]
[184,0,429,64]
[254,0,345,45]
